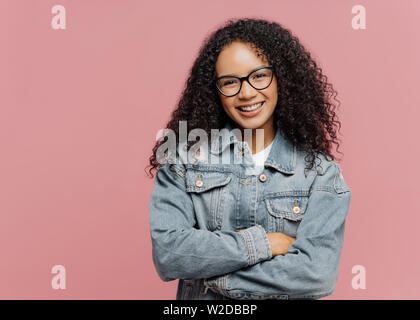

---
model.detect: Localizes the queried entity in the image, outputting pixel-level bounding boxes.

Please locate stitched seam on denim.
[247,227,259,263]
[257,224,272,259]
[223,287,334,300]
[226,291,289,300]
[262,190,310,200]
[152,237,247,261]
[210,188,217,230]
[217,187,226,230]
[164,165,187,190]
[217,274,228,291]
[253,224,271,260]
[186,176,231,192]
[235,178,241,232]
[333,164,350,194]
[170,164,186,179]
[289,289,334,300]
[245,229,256,265]
[333,163,340,193]
[239,229,256,265]
[223,275,228,291]
[310,186,336,194]
[310,187,351,195]
[186,163,268,180]
[251,177,257,227]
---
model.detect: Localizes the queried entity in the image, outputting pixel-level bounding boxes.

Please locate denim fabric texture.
[149,121,352,300]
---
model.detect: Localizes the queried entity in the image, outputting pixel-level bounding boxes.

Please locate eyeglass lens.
[216,67,273,96]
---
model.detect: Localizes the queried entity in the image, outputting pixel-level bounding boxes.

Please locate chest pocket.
[185,170,232,231]
[264,195,309,237]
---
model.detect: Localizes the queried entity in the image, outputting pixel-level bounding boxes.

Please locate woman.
[147,18,352,300]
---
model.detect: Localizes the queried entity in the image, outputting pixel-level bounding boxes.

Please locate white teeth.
[238,102,263,112]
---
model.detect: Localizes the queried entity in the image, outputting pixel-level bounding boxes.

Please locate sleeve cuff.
[238,224,272,266]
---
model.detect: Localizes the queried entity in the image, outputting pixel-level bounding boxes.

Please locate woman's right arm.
[149,163,273,281]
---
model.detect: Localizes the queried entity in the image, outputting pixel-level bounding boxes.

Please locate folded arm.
[204,163,352,300]
[149,163,273,281]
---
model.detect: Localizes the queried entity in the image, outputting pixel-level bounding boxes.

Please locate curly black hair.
[145,17,343,178]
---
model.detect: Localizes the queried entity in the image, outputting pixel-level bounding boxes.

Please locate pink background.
[1,0,419,299]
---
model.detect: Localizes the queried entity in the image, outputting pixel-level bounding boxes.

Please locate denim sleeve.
[204,162,352,300]
[149,163,272,282]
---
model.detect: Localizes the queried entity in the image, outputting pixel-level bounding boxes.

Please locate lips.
[235,101,265,118]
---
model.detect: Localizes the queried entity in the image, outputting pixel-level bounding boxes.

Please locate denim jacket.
[149,121,352,300]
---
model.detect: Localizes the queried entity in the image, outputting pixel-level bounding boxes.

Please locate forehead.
[215,41,268,76]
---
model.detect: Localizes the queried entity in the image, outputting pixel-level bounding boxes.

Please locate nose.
[237,80,258,99]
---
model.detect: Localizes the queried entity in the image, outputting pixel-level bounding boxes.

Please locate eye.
[223,80,235,85]
[252,72,268,79]
[220,78,239,87]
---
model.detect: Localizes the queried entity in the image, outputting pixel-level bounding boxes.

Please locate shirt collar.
[209,121,296,175]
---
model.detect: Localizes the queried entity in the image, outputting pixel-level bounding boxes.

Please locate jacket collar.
[209,121,296,175]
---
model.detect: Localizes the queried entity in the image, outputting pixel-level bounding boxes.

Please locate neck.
[239,121,276,154]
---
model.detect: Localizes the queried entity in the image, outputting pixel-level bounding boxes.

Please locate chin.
[237,121,266,130]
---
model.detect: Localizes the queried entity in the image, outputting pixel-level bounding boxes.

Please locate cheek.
[219,100,231,117]
[267,86,278,105]
[220,97,235,111]
[268,78,278,100]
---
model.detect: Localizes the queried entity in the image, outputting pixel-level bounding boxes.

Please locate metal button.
[293,199,300,214]
[195,173,203,187]
[259,174,267,182]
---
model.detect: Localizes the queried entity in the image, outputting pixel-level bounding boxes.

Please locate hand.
[266,232,296,256]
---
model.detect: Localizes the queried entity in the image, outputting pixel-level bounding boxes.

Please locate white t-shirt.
[250,139,274,175]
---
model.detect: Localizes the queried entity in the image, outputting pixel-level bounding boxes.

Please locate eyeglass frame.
[214,65,274,97]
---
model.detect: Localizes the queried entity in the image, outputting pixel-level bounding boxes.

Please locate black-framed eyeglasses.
[215,66,274,97]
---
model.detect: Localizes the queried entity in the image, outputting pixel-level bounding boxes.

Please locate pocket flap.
[265,196,309,221]
[185,170,232,193]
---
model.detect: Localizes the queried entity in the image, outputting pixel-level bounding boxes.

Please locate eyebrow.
[217,65,269,78]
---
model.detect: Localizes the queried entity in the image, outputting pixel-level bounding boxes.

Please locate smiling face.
[215,41,278,144]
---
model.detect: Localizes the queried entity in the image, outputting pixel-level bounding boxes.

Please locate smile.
[237,102,264,112]
[236,101,265,118]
